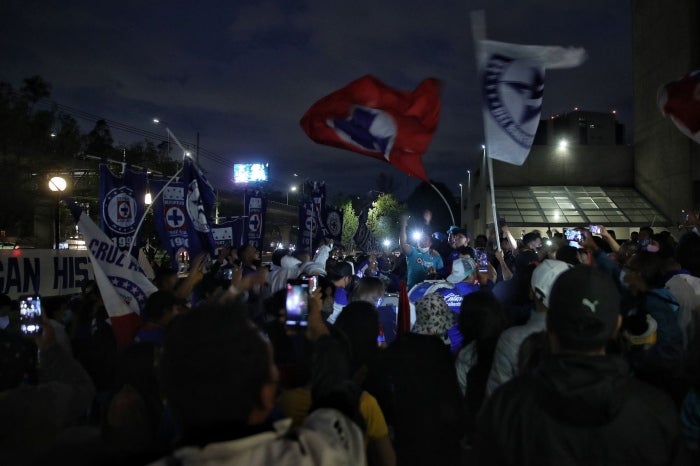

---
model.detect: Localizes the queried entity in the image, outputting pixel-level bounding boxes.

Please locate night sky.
[1,0,632,199]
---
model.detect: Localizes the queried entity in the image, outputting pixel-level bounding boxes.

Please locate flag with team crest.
[324,205,344,243]
[305,180,328,241]
[99,163,148,255]
[297,198,317,253]
[478,40,586,165]
[244,189,266,250]
[68,200,157,347]
[300,75,441,182]
[211,218,245,248]
[151,156,216,268]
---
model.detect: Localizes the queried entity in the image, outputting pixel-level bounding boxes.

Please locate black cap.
[547,265,621,351]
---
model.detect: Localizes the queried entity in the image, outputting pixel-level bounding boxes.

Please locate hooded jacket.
[475,354,684,466]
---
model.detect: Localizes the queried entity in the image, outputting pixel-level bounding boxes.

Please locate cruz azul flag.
[324,205,344,243]
[99,164,148,254]
[211,218,245,248]
[305,180,328,242]
[353,205,379,253]
[69,201,157,347]
[244,190,266,250]
[300,75,441,182]
[478,40,586,165]
[298,198,317,253]
[152,157,216,268]
[658,71,700,144]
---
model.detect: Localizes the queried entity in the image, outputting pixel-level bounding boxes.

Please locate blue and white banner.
[151,157,217,268]
[478,40,586,165]
[244,190,266,250]
[297,199,316,253]
[212,218,245,248]
[305,180,328,243]
[99,164,148,253]
[324,205,344,243]
[69,200,157,346]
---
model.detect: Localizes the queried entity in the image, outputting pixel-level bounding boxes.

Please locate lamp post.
[287,186,297,205]
[459,183,463,227]
[48,176,67,249]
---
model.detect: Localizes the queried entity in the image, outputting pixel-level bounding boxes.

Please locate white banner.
[0,249,94,300]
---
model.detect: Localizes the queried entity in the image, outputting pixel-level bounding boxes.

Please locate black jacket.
[475,354,686,466]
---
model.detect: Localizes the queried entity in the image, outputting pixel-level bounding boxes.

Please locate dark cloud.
[1,0,632,200]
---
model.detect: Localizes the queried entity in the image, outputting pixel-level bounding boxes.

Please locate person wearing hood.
[399,215,444,289]
[475,266,685,465]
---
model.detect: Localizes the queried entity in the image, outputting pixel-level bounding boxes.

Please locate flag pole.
[471,10,501,253]
[428,182,456,226]
[486,149,502,252]
[125,166,183,263]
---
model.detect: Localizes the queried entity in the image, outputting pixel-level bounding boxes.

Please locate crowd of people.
[2,211,700,465]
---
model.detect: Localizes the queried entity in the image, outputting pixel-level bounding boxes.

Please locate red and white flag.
[301,75,441,182]
[658,70,700,144]
[69,201,157,346]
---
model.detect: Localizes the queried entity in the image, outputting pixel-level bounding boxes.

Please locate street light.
[459,183,463,227]
[48,176,67,249]
[287,186,297,205]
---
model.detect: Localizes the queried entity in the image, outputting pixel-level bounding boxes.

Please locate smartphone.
[589,225,602,235]
[308,276,318,293]
[564,228,582,243]
[20,295,42,335]
[476,247,489,273]
[222,267,234,280]
[286,280,309,326]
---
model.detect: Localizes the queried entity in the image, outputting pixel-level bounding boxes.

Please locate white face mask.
[419,247,430,254]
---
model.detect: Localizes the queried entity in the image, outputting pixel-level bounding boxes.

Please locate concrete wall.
[632,0,700,220]
[493,144,634,187]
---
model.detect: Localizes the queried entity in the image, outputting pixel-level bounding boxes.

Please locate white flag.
[69,201,157,346]
[479,39,586,165]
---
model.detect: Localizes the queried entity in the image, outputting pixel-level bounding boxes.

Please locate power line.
[37,99,235,169]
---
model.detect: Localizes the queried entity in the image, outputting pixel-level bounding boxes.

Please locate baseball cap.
[530,259,572,308]
[452,228,469,238]
[515,249,539,273]
[547,265,621,351]
[446,257,477,284]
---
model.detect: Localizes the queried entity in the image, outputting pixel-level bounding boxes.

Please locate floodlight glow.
[144,191,152,205]
[383,239,391,247]
[558,139,568,150]
[48,176,67,192]
[411,231,422,242]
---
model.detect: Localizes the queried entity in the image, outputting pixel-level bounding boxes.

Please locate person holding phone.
[0,313,95,465]
[400,215,444,288]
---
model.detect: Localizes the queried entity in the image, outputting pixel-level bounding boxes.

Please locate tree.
[82,119,117,157]
[367,193,405,244]
[340,200,358,248]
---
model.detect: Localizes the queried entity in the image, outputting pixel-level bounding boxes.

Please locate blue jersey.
[405,246,444,288]
[408,280,480,353]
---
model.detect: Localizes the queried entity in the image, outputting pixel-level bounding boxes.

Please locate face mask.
[419,247,430,254]
[0,315,9,330]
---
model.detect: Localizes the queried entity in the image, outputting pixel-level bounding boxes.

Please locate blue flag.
[244,190,266,250]
[297,199,316,253]
[151,156,216,268]
[324,205,344,243]
[99,164,148,254]
[212,218,245,248]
